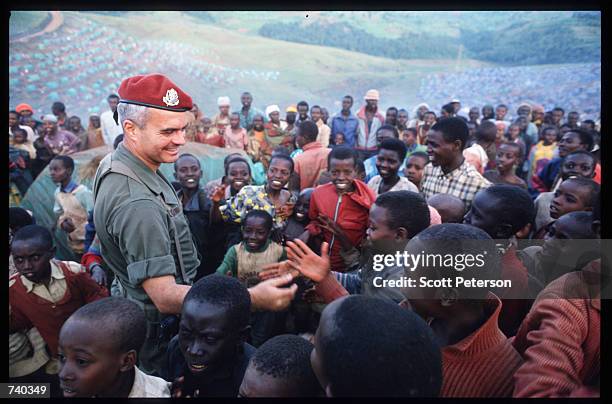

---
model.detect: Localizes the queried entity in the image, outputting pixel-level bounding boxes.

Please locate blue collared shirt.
[331,112,359,148]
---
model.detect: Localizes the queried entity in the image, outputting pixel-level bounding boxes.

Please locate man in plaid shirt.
[420,117,491,210]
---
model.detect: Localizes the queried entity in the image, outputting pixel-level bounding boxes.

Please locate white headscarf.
[265,104,280,117]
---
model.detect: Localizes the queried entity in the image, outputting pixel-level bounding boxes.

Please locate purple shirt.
[44,130,80,155]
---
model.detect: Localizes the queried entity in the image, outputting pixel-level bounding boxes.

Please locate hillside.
[256,11,600,65]
[9,11,489,120]
[9,11,600,121]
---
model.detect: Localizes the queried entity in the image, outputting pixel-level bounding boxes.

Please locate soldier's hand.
[248,273,297,311]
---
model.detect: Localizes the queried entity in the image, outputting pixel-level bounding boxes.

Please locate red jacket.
[9,262,109,356]
[512,261,600,397]
[306,181,376,272]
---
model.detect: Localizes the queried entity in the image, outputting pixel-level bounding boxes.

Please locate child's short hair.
[409,151,429,162]
[562,177,600,208]
[320,295,442,397]
[427,193,466,224]
[174,153,201,171]
[375,124,399,138]
[52,155,75,172]
[475,121,497,143]
[269,154,295,174]
[243,209,274,232]
[481,185,535,234]
[431,117,470,150]
[568,128,595,151]
[9,207,34,231]
[225,156,252,176]
[250,334,320,395]
[272,146,291,156]
[404,127,417,137]
[328,145,357,168]
[379,138,408,163]
[565,150,596,164]
[68,297,146,353]
[184,274,251,330]
[224,152,244,168]
[298,120,318,142]
[375,191,430,237]
[500,141,523,159]
[12,225,53,250]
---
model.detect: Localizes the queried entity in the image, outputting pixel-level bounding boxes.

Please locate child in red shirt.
[298,146,376,272]
[9,225,109,360]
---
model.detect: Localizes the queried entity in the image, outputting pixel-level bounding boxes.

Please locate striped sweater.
[512,262,600,397]
[441,294,523,397]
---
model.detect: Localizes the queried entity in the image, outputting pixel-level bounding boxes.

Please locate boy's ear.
[119,350,137,372]
[395,227,409,241]
[515,222,532,239]
[453,139,463,152]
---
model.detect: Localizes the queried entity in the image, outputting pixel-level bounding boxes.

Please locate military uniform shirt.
[93,143,199,304]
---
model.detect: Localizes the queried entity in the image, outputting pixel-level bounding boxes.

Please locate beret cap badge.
[163,88,180,107]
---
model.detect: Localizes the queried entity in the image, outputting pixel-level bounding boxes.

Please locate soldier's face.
[128,108,191,167]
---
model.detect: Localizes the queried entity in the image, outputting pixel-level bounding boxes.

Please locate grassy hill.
[9,11,599,121]
[64,11,489,116]
[254,11,600,65]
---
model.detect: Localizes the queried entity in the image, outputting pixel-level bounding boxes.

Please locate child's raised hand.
[316,215,344,236]
[211,184,227,203]
[286,240,330,283]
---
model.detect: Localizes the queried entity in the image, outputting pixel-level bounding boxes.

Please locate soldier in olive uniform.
[93,74,297,376]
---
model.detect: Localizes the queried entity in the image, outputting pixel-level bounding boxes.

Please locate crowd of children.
[8,91,602,397]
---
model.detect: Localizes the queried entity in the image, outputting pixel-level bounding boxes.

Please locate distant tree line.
[259,19,600,66]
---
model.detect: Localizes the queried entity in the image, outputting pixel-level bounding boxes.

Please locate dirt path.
[12,11,64,43]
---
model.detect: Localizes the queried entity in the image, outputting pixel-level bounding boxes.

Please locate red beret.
[118,73,193,112]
